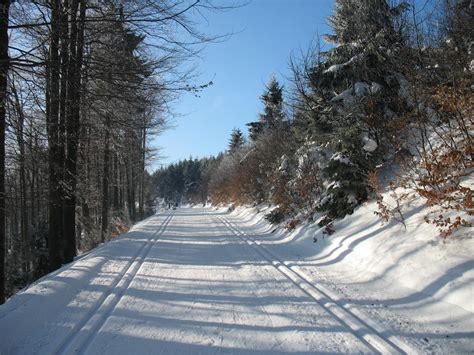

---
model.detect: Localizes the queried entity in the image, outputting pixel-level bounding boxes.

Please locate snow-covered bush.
[264,208,285,225]
[411,81,472,237]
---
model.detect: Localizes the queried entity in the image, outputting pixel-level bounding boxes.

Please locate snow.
[330,88,354,104]
[294,142,329,172]
[324,55,363,77]
[0,210,373,354]
[318,194,332,207]
[346,194,357,205]
[396,74,414,106]
[0,199,472,353]
[362,136,378,152]
[330,152,352,165]
[326,181,341,190]
[278,155,288,172]
[228,198,473,353]
[324,63,345,74]
[370,82,383,94]
[330,81,380,103]
[347,53,363,65]
[354,82,370,97]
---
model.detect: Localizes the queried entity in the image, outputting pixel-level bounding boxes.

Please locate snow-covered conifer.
[298,0,410,223]
[228,128,245,154]
[247,76,285,140]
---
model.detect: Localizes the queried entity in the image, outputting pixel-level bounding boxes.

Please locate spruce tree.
[442,0,474,74]
[228,128,245,154]
[247,76,285,140]
[259,76,284,129]
[309,0,409,221]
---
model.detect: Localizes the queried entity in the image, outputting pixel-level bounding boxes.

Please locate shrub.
[265,209,285,224]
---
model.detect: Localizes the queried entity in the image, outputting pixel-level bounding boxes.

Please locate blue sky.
[151,0,334,169]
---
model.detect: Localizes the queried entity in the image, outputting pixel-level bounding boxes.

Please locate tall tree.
[247,76,285,140]
[46,0,65,271]
[441,0,474,73]
[292,0,409,222]
[10,80,29,275]
[63,0,86,262]
[0,0,10,304]
[228,128,245,154]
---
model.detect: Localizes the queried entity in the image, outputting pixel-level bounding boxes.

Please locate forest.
[0,0,472,305]
[154,1,472,240]
[0,0,230,303]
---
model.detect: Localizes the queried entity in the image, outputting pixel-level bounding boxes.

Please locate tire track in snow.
[0,214,162,321]
[218,215,413,354]
[54,212,174,355]
[206,214,284,350]
[209,214,289,352]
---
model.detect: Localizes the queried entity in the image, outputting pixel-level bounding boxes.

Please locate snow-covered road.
[0,208,446,354]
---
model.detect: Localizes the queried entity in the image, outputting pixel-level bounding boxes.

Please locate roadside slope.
[225,199,473,353]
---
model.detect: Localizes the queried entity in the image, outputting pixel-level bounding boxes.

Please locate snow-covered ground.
[0,205,472,354]
[226,200,473,354]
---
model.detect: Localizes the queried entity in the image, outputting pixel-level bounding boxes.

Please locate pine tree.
[228,128,245,154]
[441,0,474,73]
[247,76,285,140]
[319,0,408,92]
[303,0,409,222]
[259,76,284,129]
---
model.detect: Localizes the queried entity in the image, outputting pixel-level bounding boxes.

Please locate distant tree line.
[153,157,221,206]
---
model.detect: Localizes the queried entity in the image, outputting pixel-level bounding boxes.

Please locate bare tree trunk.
[11,82,29,275]
[119,159,125,209]
[33,133,40,229]
[64,0,85,262]
[101,116,111,243]
[127,161,136,222]
[139,127,146,219]
[57,0,69,262]
[113,154,120,210]
[47,0,65,271]
[30,143,36,229]
[0,0,10,304]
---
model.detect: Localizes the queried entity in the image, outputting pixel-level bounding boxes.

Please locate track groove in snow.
[55,213,174,354]
[217,215,412,354]
[3,207,461,354]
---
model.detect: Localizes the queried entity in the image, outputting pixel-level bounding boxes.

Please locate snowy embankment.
[223,196,473,353]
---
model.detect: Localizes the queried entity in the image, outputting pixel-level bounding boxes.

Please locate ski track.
[217,215,413,354]
[0,207,433,354]
[56,213,174,354]
[0,214,160,322]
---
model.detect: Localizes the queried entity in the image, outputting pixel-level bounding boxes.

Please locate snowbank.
[226,197,473,352]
